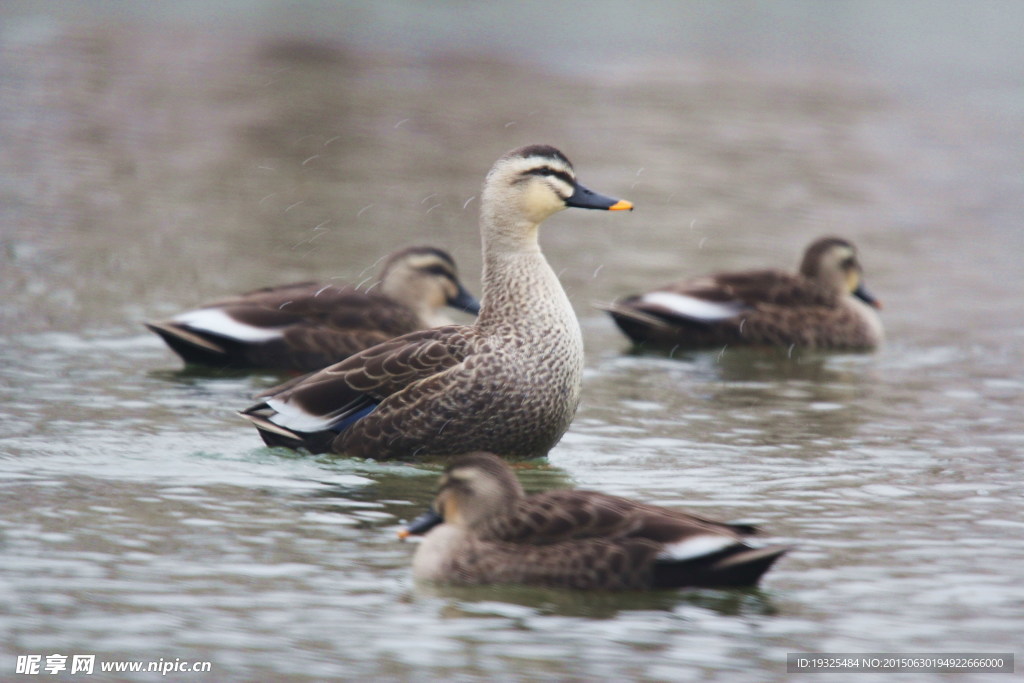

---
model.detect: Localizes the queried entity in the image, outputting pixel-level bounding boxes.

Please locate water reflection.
[586,349,877,450]
[626,343,877,381]
[417,583,779,620]
[299,458,589,536]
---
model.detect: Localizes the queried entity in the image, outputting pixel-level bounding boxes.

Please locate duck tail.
[237,406,337,453]
[595,300,674,329]
[594,300,677,345]
[652,544,789,589]
[145,321,231,366]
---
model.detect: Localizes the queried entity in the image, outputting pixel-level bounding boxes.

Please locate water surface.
[2,3,1022,680]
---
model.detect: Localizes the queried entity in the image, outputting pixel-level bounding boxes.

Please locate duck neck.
[476,210,578,341]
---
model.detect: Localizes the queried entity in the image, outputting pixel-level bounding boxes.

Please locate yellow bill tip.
[608,199,633,211]
[397,528,410,540]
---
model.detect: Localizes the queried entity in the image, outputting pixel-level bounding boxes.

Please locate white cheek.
[522,182,565,221]
[173,309,284,342]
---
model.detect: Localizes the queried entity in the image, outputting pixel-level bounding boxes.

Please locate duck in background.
[400,453,788,590]
[598,236,883,351]
[241,144,632,459]
[146,246,480,372]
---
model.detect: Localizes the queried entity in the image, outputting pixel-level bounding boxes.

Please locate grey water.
[2,2,1022,680]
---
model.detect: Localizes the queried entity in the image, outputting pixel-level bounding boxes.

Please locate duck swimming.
[241,145,632,459]
[401,453,788,590]
[146,246,480,372]
[599,236,883,351]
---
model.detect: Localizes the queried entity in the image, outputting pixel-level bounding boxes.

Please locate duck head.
[800,236,882,309]
[379,246,481,318]
[400,452,525,538]
[481,145,632,230]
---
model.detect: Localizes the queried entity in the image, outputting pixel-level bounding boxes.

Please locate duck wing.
[464,493,786,590]
[241,325,477,435]
[149,282,426,370]
[669,269,833,308]
[484,490,757,545]
[456,534,786,590]
[274,293,423,368]
[601,269,832,329]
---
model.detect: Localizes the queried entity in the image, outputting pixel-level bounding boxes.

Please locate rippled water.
[2,3,1023,680]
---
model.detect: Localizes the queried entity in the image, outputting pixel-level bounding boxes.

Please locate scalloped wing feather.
[664,269,835,308]
[253,325,480,431]
[480,490,750,545]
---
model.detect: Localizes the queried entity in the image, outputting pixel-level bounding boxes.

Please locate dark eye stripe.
[523,166,575,187]
[423,264,453,277]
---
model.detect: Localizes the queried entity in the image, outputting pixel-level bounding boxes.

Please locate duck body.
[600,236,883,351]
[403,453,788,590]
[240,145,632,459]
[146,246,480,372]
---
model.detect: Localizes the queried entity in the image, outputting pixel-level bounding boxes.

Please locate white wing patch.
[657,534,737,561]
[640,292,746,322]
[173,309,284,342]
[266,396,337,432]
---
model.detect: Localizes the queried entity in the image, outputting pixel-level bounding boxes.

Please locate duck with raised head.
[400,453,788,590]
[145,246,480,372]
[599,236,883,351]
[240,145,632,459]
